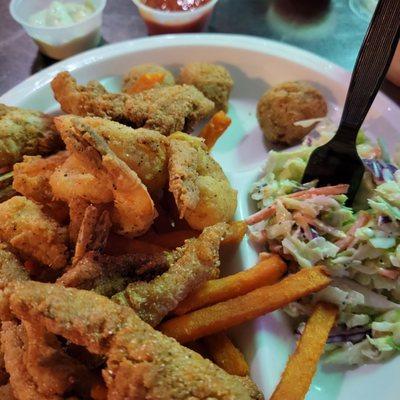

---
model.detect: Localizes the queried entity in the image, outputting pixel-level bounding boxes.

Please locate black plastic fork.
[301,0,400,205]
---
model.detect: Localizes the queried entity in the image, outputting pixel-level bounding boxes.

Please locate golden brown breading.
[122,63,175,93]
[179,62,234,112]
[113,223,228,326]
[168,132,237,230]
[257,81,327,145]
[0,197,69,269]
[0,104,63,168]
[23,321,93,398]
[0,244,29,288]
[50,119,157,238]
[1,321,61,400]
[68,197,90,243]
[12,152,69,223]
[7,281,263,399]
[0,384,16,400]
[51,72,214,135]
[54,115,169,193]
[57,251,169,297]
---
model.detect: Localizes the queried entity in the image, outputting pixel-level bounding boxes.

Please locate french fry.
[106,233,166,255]
[200,111,232,149]
[126,72,166,94]
[173,253,287,315]
[270,302,338,400]
[203,333,249,376]
[159,266,331,343]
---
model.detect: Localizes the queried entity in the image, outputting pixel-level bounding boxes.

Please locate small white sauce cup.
[9,0,107,60]
[131,0,219,35]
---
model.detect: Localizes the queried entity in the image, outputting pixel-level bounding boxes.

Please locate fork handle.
[336,0,400,143]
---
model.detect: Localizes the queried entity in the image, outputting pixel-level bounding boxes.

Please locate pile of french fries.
[147,224,336,399]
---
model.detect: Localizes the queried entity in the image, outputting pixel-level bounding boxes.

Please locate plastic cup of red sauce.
[131,0,219,35]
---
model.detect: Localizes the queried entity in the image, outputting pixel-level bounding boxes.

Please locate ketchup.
[142,0,211,12]
[144,11,211,34]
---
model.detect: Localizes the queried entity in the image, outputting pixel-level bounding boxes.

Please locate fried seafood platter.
[0,60,341,400]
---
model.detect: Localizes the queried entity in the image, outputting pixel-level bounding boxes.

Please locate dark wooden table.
[0,0,399,102]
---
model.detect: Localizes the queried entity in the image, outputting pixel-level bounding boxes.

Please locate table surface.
[0,0,399,103]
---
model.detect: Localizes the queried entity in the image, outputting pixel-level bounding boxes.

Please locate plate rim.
[1,32,397,115]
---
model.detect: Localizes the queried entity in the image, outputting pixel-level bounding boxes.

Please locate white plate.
[2,34,400,400]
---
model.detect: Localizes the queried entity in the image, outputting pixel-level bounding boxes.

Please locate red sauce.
[142,0,211,12]
[144,11,211,34]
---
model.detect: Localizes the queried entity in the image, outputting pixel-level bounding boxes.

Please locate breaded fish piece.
[23,321,94,398]
[168,132,237,230]
[54,115,168,193]
[7,281,263,399]
[113,223,228,326]
[122,63,175,94]
[0,244,29,288]
[0,384,16,400]
[57,251,169,297]
[12,152,69,223]
[0,104,63,168]
[51,72,214,135]
[0,197,69,269]
[1,321,61,400]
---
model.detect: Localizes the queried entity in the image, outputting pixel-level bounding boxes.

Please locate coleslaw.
[249,120,400,365]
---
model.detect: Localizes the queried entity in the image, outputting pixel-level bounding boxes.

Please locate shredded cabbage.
[250,124,400,366]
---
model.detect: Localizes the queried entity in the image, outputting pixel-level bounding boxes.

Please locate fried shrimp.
[13,152,69,223]
[50,117,157,237]
[51,71,214,135]
[0,197,68,269]
[122,63,175,94]
[113,222,228,326]
[0,104,63,168]
[54,115,168,193]
[168,132,237,230]
[6,281,263,400]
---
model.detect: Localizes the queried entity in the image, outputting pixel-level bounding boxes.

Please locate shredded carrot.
[199,111,231,149]
[173,253,287,315]
[126,72,166,94]
[246,184,349,225]
[160,266,331,343]
[335,212,370,250]
[270,302,338,400]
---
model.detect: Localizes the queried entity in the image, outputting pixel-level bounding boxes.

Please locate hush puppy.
[257,81,327,145]
[179,62,233,112]
[123,64,175,93]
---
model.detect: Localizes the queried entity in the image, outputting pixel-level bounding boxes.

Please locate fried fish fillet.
[1,321,61,400]
[0,384,15,400]
[51,72,214,135]
[0,104,63,168]
[57,251,169,297]
[113,222,228,326]
[23,321,95,398]
[0,197,69,269]
[0,244,29,288]
[6,281,263,399]
[168,133,237,230]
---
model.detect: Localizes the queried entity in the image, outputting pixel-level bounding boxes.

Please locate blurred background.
[0,0,398,99]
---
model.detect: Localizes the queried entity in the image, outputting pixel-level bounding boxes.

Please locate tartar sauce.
[29,1,94,27]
